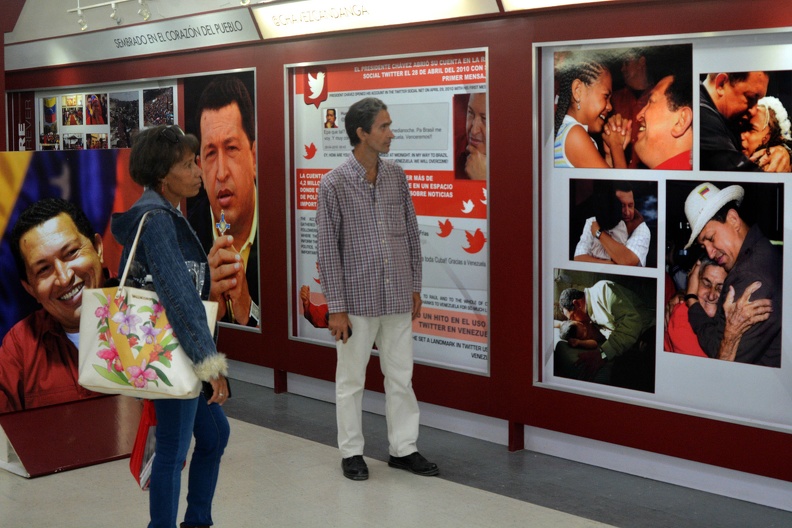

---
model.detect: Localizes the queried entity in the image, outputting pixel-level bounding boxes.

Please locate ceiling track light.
[110,2,122,24]
[240,0,251,5]
[77,9,88,31]
[67,0,144,29]
[138,0,151,21]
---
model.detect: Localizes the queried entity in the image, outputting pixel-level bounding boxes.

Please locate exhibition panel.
[3,0,792,489]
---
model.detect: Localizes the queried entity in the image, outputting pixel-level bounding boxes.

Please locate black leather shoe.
[342,455,369,480]
[388,452,439,476]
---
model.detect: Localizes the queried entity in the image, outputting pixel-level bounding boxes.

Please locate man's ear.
[93,233,104,265]
[714,73,730,94]
[726,208,742,232]
[20,279,35,300]
[356,126,366,143]
[573,296,586,312]
[672,106,694,138]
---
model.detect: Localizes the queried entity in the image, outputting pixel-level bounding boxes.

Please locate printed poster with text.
[291,49,489,374]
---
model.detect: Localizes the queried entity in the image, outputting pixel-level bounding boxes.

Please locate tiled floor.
[1,418,613,528]
[1,380,791,527]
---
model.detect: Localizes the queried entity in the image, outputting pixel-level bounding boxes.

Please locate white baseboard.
[522,425,792,512]
[227,360,792,512]
[228,359,275,388]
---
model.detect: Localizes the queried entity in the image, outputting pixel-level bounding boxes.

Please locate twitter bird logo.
[308,71,325,99]
[463,228,487,254]
[437,219,453,237]
[304,68,328,108]
[481,187,488,205]
[461,199,475,214]
[304,143,317,159]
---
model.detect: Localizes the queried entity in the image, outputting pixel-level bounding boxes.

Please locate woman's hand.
[665,290,685,327]
[207,375,230,405]
[603,114,632,149]
[751,146,791,172]
[601,114,631,168]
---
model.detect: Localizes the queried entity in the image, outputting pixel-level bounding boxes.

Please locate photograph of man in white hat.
[681,181,781,367]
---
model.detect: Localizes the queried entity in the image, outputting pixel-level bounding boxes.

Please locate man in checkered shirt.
[316,97,439,481]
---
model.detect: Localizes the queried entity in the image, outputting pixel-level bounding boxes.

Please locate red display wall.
[6,0,792,482]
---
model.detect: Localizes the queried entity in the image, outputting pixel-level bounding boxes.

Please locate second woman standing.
[112,125,231,528]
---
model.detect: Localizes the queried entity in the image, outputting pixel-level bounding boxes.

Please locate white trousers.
[336,313,420,459]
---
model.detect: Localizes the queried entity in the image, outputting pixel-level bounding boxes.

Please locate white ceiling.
[6,0,249,44]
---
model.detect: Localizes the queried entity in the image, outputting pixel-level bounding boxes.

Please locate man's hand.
[411,292,422,320]
[328,312,353,343]
[684,259,702,306]
[574,349,606,380]
[718,281,772,361]
[464,145,487,180]
[208,235,252,325]
[751,146,791,172]
[299,285,311,311]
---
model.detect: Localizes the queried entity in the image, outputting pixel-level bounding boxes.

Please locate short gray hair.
[345,97,387,146]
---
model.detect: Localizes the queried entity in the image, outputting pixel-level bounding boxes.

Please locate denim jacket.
[111,189,227,381]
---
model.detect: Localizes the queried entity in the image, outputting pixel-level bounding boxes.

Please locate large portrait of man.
[0,149,140,413]
[184,71,260,329]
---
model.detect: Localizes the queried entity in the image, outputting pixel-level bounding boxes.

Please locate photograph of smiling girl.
[664,179,783,368]
[553,44,691,169]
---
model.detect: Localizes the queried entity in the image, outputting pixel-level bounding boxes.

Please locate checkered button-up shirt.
[316,153,422,317]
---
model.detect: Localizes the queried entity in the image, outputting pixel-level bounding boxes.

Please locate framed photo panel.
[535,30,792,431]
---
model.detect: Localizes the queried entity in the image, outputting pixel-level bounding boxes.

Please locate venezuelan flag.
[43,97,57,124]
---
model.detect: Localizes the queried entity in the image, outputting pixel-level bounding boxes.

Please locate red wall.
[7,0,792,482]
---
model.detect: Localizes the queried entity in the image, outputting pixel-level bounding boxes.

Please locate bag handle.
[118,211,152,293]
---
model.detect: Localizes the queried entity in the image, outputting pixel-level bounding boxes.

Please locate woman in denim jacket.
[112,125,230,528]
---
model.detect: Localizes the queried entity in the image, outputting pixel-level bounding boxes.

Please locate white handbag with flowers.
[78,212,216,399]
